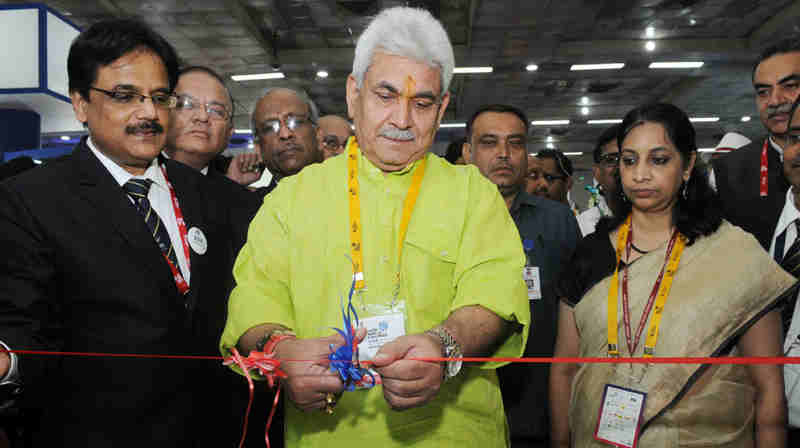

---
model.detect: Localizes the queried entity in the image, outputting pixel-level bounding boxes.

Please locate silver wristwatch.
[426,326,463,380]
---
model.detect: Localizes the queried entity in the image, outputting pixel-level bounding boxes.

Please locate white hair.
[352,6,455,95]
[251,87,319,137]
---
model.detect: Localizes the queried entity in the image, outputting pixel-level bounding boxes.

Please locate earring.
[681,181,688,200]
[620,189,629,203]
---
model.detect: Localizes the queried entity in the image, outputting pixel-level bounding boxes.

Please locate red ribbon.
[222,348,287,448]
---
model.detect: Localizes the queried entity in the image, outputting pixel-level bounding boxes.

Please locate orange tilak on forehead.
[402,76,416,99]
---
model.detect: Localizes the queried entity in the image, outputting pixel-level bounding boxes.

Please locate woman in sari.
[550,102,795,448]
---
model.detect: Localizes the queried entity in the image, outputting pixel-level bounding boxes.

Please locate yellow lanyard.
[607,214,686,358]
[346,137,427,292]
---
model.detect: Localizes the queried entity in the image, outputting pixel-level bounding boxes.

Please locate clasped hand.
[274,330,444,412]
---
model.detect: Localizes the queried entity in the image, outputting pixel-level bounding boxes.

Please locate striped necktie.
[123,179,180,271]
[778,220,800,336]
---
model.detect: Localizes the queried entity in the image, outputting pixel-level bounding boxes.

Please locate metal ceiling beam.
[555,38,755,60]
[748,1,800,49]
[223,0,276,66]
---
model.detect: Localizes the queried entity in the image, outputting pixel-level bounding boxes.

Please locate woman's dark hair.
[68,19,179,101]
[599,103,722,245]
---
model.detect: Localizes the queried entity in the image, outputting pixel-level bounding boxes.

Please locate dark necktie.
[123,179,180,271]
[778,220,800,336]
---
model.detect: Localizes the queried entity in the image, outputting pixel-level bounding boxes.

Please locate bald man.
[317,115,353,159]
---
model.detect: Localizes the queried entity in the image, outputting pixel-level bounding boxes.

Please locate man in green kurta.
[220,6,529,447]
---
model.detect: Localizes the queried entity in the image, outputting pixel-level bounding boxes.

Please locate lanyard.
[346,137,426,293]
[760,139,769,198]
[607,214,686,358]
[159,164,191,295]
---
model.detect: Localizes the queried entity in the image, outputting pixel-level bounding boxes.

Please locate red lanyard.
[620,225,680,356]
[760,139,769,197]
[159,165,191,295]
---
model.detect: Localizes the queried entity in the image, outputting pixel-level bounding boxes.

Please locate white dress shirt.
[576,194,612,236]
[89,138,191,284]
[771,187,800,427]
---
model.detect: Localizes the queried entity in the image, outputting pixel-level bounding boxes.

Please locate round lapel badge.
[187,227,207,255]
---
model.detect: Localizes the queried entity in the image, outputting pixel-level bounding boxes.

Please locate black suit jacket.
[712,137,789,250]
[0,140,261,446]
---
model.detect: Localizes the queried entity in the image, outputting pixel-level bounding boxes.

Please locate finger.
[375,359,438,381]
[372,337,411,367]
[382,389,430,411]
[380,376,437,399]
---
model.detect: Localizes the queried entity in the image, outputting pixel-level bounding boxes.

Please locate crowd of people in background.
[2,5,800,448]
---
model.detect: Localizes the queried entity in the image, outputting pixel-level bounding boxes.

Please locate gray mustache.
[767,103,793,118]
[379,126,415,141]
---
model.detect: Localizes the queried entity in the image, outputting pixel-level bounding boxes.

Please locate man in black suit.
[462,104,581,448]
[712,36,800,250]
[0,19,260,446]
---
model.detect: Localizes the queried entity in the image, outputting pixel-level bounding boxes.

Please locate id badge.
[523,266,542,301]
[594,384,647,448]
[359,313,406,360]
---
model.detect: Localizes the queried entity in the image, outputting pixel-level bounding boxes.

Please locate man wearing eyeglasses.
[0,19,259,446]
[317,115,353,160]
[164,66,234,173]
[251,87,323,195]
[528,149,574,206]
[576,124,620,236]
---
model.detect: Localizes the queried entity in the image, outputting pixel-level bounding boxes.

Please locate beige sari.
[570,221,796,447]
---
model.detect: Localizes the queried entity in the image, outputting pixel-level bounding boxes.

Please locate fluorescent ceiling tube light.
[235,129,253,134]
[587,119,623,124]
[316,70,329,78]
[231,72,285,81]
[526,64,538,71]
[60,135,70,141]
[570,63,625,71]
[440,123,466,128]
[454,66,493,74]
[649,62,704,69]
[689,117,719,122]
[531,120,570,126]
[741,116,751,122]
[697,148,715,152]
[564,152,583,156]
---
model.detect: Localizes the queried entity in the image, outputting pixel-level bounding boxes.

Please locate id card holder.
[594,384,647,448]
[523,266,542,301]
[359,313,405,360]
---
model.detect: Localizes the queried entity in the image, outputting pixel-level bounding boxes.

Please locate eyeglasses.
[322,135,346,151]
[528,170,567,183]
[257,114,313,137]
[90,87,177,109]
[175,95,230,121]
[598,152,620,167]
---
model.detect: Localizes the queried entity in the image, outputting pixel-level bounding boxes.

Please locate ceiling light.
[248,143,254,149]
[60,135,70,141]
[649,62,704,69]
[231,72,285,81]
[646,26,655,37]
[235,129,253,134]
[546,136,554,142]
[697,148,715,153]
[526,64,538,72]
[581,107,589,115]
[316,70,329,78]
[531,120,570,126]
[741,116,751,122]
[33,159,42,164]
[454,66,493,74]
[645,41,656,52]
[689,117,720,122]
[440,123,466,128]
[564,152,583,156]
[570,63,625,71]
[587,119,623,124]
[546,143,555,149]
[581,96,589,105]
[689,18,697,26]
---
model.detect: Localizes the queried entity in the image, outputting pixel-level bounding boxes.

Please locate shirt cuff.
[0,340,19,385]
